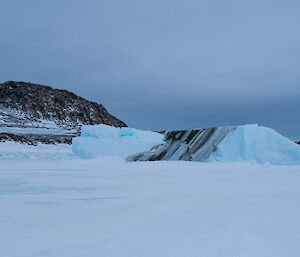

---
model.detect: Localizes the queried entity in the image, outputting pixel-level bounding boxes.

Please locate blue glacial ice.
[72,124,300,165]
[72,124,164,159]
[210,124,300,165]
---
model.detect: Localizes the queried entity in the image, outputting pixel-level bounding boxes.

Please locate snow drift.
[72,124,164,159]
[72,124,300,165]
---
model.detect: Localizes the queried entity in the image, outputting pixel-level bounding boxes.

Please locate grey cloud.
[0,0,300,138]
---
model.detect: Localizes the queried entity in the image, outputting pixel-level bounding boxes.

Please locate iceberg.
[72,124,164,159]
[210,124,300,165]
[72,124,300,165]
[128,124,300,166]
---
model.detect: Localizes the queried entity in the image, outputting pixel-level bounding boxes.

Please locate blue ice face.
[119,128,137,137]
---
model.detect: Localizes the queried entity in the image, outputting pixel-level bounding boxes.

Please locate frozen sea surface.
[0,142,74,161]
[1,143,300,257]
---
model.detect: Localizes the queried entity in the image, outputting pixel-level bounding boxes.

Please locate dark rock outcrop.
[0,81,126,144]
[0,81,126,127]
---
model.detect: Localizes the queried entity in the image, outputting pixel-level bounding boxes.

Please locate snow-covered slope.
[0,108,78,135]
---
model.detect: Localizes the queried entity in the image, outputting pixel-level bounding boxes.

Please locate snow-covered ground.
[1,143,300,257]
[0,142,73,161]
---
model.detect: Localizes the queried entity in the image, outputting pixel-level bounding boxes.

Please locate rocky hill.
[0,81,127,144]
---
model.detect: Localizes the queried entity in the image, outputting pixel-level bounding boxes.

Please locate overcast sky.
[1,0,300,138]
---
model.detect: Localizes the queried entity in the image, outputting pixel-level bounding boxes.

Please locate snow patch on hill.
[0,108,78,135]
